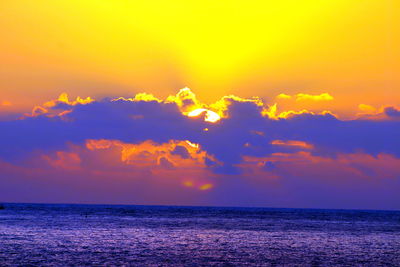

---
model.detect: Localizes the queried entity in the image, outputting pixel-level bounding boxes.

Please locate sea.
[0,203,399,266]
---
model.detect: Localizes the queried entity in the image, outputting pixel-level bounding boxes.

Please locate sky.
[0,0,399,209]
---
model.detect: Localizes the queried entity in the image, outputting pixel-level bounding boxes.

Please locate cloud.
[0,89,399,176]
[276,93,292,99]
[295,93,334,102]
[384,106,400,118]
[358,104,377,113]
[171,145,191,159]
[0,90,399,209]
[275,93,334,102]
[356,104,400,120]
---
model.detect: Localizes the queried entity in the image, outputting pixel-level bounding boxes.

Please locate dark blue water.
[0,204,399,266]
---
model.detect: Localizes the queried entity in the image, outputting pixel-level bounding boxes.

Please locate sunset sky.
[1,0,399,209]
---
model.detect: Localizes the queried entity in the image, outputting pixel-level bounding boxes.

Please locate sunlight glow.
[187,108,221,123]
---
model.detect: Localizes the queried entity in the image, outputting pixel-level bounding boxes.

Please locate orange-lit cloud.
[271,140,314,150]
[85,138,218,191]
[43,151,81,171]
[276,93,334,102]
[271,92,341,119]
[295,93,334,102]
[276,94,292,100]
[86,138,212,169]
[358,104,377,114]
[27,92,94,117]
[262,103,335,120]
[356,104,400,121]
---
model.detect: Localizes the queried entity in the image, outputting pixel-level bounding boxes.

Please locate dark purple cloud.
[385,106,400,118]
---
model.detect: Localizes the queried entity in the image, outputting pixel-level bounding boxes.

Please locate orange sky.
[1,0,399,116]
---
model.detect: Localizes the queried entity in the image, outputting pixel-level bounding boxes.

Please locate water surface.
[0,203,399,266]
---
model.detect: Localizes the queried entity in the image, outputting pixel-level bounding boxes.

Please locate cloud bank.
[1,89,399,169]
[0,88,399,208]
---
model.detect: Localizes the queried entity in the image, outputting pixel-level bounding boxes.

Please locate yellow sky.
[0,0,399,115]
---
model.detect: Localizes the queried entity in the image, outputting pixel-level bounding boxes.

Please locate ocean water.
[0,204,399,266]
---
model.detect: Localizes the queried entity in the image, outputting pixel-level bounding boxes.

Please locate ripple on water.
[0,204,399,266]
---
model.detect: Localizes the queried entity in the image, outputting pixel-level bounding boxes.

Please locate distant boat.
[0,204,5,210]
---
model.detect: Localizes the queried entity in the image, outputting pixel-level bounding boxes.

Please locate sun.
[187,108,221,123]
